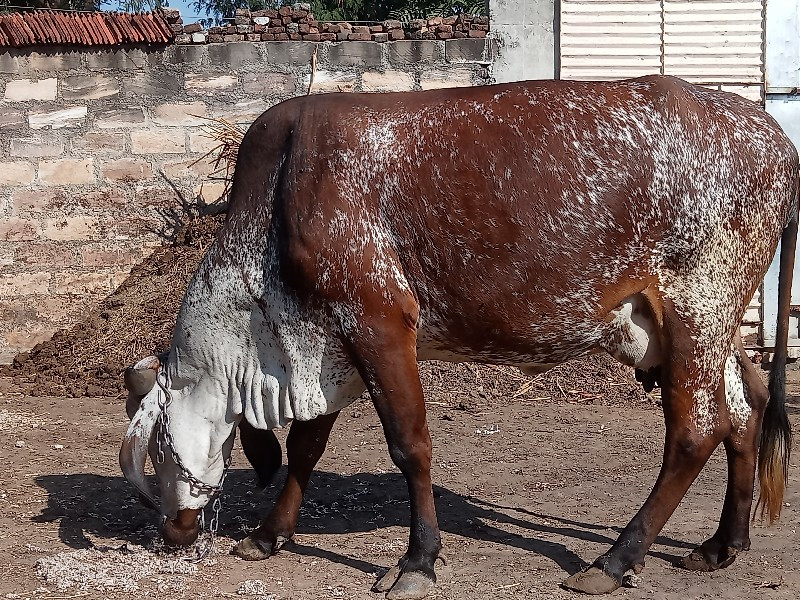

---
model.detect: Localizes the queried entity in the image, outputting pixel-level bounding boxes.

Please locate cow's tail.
[755,200,798,524]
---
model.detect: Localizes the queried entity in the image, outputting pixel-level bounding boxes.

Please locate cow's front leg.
[348,309,442,600]
[233,411,339,560]
[564,329,726,594]
[238,420,282,488]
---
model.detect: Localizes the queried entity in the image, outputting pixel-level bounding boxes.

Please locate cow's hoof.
[562,567,621,595]
[373,557,439,599]
[679,542,739,572]
[231,534,289,561]
[373,562,404,593]
[386,572,435,600]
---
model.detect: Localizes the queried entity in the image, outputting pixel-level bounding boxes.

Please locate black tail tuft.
[755,211,797,524]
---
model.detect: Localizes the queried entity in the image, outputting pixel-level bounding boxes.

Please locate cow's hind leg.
[345,302,441,600]
[564,308,727,594]
[681,338,766,571]
[233,411,340,560]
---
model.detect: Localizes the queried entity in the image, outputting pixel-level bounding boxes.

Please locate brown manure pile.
[0,213,225,398]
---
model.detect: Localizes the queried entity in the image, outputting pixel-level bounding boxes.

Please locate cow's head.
[120,354,236,547]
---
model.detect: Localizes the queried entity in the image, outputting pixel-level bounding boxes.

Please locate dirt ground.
[1,369,798,600]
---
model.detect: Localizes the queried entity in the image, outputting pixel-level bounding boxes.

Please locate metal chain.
[155,371,232,495]
[154,369,231,562]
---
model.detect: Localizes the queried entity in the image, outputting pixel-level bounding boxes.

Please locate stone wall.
[166,6,490,44]
[0,37,495,363]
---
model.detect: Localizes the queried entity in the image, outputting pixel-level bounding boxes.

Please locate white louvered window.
[560,0,765,102]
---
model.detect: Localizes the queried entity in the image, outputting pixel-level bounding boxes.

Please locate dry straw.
[190,116,247,202]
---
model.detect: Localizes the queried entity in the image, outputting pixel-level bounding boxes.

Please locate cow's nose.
[161,508,201,547]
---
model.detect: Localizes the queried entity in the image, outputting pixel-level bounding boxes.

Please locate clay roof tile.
[130,14,148,43]
[141,14,161,41]
[42,11,63,45]
[116,13,133,42]
[25,13,46,44]
[0,9,176,48]
[10,13,33,46]
[94,13,112,44]
[87,14,102,45]
[105,13,125,43]
[64,13,81,45]
[152,12,174,41]
[95,14,116,45]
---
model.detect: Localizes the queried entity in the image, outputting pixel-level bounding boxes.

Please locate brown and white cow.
[121,75,797,598]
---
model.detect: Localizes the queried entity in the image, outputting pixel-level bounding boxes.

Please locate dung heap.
[0,213,225,398]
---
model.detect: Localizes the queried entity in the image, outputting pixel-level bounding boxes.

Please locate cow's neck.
[168,235,361,431]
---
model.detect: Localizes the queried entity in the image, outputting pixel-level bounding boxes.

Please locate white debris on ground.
[0,409,44,432]
[475,424,500,435]
[366,538,406,555]
[34,542,207,592]
[237,579,276,598]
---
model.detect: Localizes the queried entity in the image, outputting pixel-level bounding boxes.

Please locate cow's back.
[264,76,795,365]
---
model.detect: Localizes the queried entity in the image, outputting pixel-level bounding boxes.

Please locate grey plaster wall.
[490,0,557,83]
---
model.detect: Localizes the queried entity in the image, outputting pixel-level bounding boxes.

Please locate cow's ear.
[123,355,161,419]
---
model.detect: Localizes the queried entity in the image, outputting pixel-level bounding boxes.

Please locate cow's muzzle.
[161,508,202,547]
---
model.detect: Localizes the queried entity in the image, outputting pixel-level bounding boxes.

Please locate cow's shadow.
[33,469,693,577]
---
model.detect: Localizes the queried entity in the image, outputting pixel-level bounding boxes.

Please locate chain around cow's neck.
[155,369,231,562]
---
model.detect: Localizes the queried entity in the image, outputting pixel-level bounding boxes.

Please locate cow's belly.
[415,293,661,375]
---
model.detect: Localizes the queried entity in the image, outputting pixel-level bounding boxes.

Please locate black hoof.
[679,542,740,572]
[231,534,289,561]
[373,555,442,599]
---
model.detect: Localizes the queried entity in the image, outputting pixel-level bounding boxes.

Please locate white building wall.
[490,0,558,82]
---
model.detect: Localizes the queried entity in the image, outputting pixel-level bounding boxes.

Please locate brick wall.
[0,37,496,363]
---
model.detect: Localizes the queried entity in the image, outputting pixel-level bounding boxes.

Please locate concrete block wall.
[0,38,495,363]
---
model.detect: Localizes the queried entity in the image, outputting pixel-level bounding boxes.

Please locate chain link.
[209,496,222,535]
[155,369,230,562]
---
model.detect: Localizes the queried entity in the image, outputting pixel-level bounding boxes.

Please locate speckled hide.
[173,75,796,433]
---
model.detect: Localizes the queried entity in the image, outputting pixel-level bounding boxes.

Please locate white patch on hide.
[724,348,751,433]
[690,387,717,438]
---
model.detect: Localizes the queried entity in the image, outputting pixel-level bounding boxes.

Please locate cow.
[120,75,797,598]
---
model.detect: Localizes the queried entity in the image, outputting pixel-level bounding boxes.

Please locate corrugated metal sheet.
[0,10,173,48]
[763,97,800,350]
[663,1,763,84]
[560,0,662,81]
[561,0,765,87]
